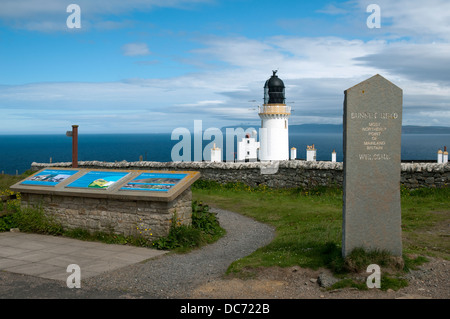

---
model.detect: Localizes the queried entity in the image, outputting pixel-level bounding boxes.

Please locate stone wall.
[31,160,449,189]
[20,188,192,239]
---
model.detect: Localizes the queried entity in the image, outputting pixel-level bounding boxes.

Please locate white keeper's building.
[237,131,259,162]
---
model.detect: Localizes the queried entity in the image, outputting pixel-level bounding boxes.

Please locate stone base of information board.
[20,188,193,240]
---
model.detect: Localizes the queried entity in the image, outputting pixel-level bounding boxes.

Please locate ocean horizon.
[0,132,449,175]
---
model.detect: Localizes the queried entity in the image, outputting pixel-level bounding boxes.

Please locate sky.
[0,0,449,134]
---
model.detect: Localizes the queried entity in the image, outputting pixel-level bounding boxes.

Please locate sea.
[0,132,449,175]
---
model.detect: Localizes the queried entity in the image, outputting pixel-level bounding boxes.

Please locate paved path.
[0,232,167,281]
[0,208,275,298]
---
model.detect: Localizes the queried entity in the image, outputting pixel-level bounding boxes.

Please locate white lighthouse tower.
[258,71,291,161]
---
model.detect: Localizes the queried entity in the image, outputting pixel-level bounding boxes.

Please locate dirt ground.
[189,257,449,299]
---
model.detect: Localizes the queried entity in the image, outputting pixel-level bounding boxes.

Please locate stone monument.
[342,74,403,257]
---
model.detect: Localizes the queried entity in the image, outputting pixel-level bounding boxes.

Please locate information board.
[20,169,79,187]
[12,168,200,201]
[120,172,188,192]
[66,171,130,190]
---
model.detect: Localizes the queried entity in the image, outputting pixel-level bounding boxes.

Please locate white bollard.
[210,143,222,162]
[332,150,337,163]
[437,149,443,164]
[290,147,297,160]
[306,145,316,162]
[443,147,448,164]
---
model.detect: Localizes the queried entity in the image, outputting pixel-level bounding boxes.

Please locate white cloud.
[0,0,212,18]
[354,42,450,84]
[175,100,226,107]
[0,0,65,19]
[356,0,450,41]
[0,0,212,31]
[122,43,151,56]
[316,4,349,15]
[2,36,448,133]
[293,0,450,41]
[2,30,450,133]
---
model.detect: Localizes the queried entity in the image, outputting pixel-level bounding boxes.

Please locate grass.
[192,180,449,290]
[0,173,26,192]
[63,228,153,247]
[400,186,450,259]
[329,278,368,291]
[193,181,344,271]
[3,205,64,235]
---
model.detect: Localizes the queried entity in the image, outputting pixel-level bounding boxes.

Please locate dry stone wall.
[31,160,449,189]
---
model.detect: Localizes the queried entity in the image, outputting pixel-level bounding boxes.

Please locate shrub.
[192,201,222,236]
[12,205,64,235]
[152,201,225,252]
[0,213,17,232]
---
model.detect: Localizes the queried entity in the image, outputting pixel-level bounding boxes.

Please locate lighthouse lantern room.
[258,71,291,161]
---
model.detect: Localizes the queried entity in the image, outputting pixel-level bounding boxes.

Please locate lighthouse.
[258,71,291,161]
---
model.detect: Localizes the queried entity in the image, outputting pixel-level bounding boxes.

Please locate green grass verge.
[193,181,344,271]
[192,180,449,290]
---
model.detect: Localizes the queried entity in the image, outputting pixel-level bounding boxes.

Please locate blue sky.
[0,0,449,134]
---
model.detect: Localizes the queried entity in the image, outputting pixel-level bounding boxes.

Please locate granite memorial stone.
[342,74,403,257]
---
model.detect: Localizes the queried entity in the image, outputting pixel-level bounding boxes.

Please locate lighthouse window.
[285,120,287,129]
[247,140,250,144]
[247,151,250,155]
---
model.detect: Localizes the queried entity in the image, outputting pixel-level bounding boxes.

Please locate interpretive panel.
[120,172,188,192]
[66,171,130,190]
[11,168,200,239]
[20,169,79,187]
[12,168,200,202]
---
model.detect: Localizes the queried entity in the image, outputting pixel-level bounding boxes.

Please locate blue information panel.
[66,171,130,190]
[120,172,187,192]
[21,169,79,187]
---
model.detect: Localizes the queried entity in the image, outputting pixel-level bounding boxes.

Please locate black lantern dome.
[264,70,285,105]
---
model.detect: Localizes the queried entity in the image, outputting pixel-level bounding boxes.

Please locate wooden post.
[72,125,79,168]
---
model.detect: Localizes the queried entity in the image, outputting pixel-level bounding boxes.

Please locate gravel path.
[84,207,276,298]
[0,208,276,298]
